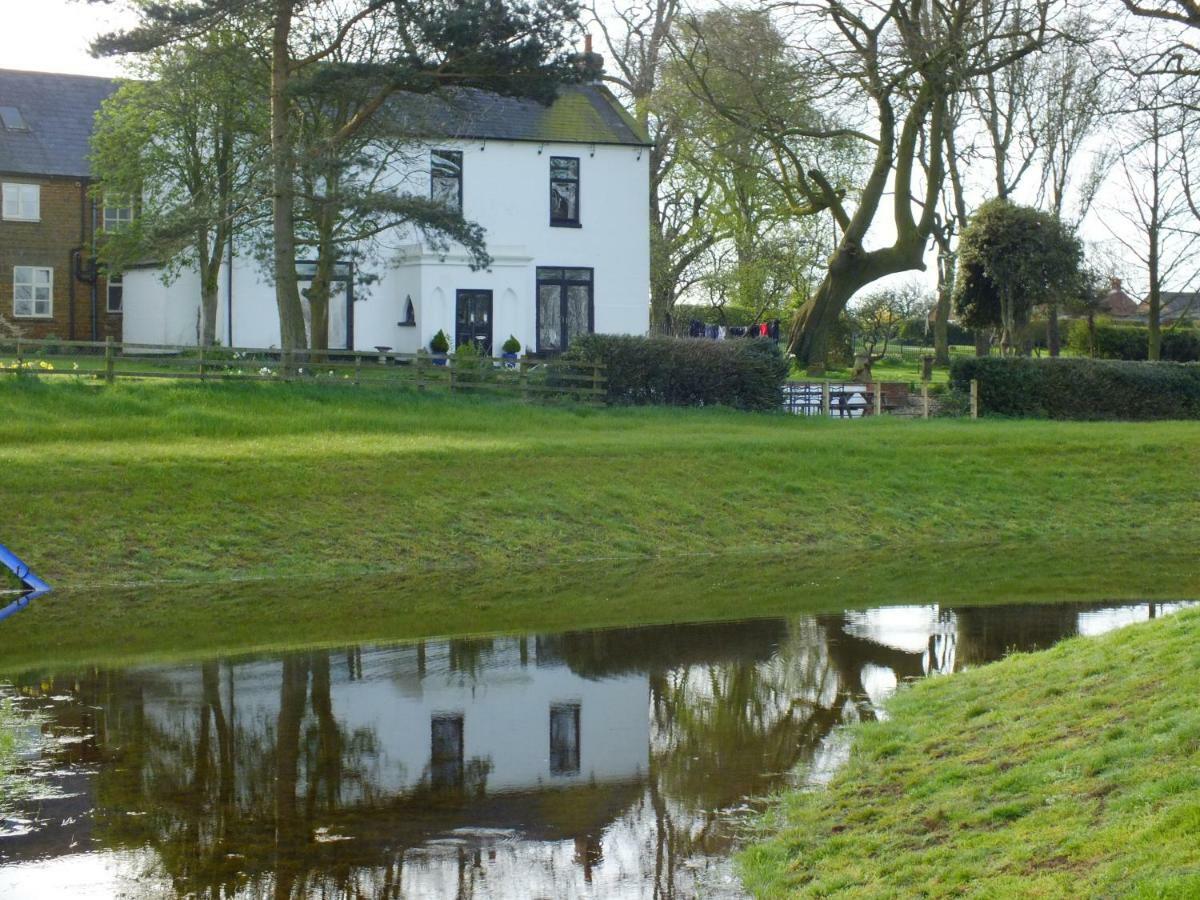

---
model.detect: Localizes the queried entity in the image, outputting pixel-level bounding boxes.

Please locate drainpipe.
[70,180,88,340]
[89,188,98,341]
[226,228,234,346]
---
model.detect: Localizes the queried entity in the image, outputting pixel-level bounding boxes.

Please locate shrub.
[501,334,521,354]
[949,356,1200,420]
[452,341,493,384]
[562,334,790,411]
[430,330,450,354]
[1066,320,1200,362]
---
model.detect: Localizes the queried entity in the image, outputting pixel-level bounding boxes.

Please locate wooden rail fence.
[0,337,607,404]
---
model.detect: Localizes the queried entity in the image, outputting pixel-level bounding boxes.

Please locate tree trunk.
[933,283,951,367]
[1148,285,1161,361]
[270,1,308,363]
[1046,302,1060,357]
[200,280,220,348]
[789,272,859,374]
[974,328,990,357]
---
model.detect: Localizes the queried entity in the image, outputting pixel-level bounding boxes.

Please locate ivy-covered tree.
[953,199,1083,355]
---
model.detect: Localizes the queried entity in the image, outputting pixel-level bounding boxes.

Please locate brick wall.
[0,174,122,342]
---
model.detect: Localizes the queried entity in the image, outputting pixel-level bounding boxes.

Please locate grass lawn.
[740,606,1200,898]
[1,378,1199,591]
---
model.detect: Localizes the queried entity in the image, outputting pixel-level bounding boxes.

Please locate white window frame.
[103,198,133,232]
[13,266,53,318]
[2,183,40,221]
[106,273,123,314]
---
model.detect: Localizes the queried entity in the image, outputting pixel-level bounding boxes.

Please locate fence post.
[15,339,22,373]
[104,337,114,384]
[448,357,455,394]
[821,382,830,417]
[921,383,930,419]
[592,362,602,404]
[198,345,206,381]
[874,381,882,416]
[970,378,979,420]
[353,354,361,387]
[520,359,529,402]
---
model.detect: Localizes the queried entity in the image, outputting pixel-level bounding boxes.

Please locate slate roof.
[1155,291,1200,322]
[0,69,118,178]
[0,70,646,182]
[385,83,651,147]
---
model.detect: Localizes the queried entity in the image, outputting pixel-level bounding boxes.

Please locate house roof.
[1099,285,1141,318]
[0,69,117,178]
[1155,291,1200,322]
[0,68,647,184]
[386,83,651,147]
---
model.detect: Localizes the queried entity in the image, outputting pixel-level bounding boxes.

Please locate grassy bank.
[0,540,1195,676]
[2,380,1199,589]
[741,607,1200,897]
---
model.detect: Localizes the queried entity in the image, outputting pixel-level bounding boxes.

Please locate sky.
[2,0,137,77]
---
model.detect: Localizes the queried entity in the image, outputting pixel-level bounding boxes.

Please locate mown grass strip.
[740,607,1200,898]
[1,379,1199,589]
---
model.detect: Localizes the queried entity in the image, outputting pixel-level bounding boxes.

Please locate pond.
[0,599,1189,899]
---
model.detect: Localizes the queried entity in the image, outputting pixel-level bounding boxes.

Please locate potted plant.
[501,334,521,367]
[430,329,450,365]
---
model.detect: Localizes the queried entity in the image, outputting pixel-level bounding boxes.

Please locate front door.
[455,290,493,355]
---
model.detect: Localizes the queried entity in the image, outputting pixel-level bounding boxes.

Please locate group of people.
[687,320,782,342]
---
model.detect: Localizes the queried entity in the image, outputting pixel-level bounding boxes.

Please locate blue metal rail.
[0,544,51,623]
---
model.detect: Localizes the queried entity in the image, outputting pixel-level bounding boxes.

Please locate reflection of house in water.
[140,637,648,803]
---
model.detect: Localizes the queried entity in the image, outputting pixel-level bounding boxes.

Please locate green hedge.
[1066,320,1200,362]
[949,356,1200,419]
[562,334,790,411]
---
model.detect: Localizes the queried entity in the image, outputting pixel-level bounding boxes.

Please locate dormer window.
[550,157,580,227]
[431,149,463,212]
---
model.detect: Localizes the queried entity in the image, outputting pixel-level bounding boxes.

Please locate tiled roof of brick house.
[0,69,118,178]
[1099,278,1141,318]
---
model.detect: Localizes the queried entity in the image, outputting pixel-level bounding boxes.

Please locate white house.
[122,84,652,355]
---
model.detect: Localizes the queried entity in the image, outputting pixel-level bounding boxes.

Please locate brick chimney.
[1110,277,1122,291]
[575,33,604,81]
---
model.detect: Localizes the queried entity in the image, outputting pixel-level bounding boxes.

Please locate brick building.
[0,69,120,342]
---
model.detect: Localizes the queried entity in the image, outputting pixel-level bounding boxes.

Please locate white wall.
[122,138,650,353]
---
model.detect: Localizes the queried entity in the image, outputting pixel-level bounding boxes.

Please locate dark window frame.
[106,273,123,315]
[549,702,581,776]
[549,156,581,227]
[535,266,594,355]
[431,149,463,213]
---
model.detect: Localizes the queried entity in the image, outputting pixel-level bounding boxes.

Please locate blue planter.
[501,351,518,369]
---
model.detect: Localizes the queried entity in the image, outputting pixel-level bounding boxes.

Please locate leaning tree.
[677,0,1056,372]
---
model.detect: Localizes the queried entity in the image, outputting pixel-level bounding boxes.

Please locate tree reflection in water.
[0,600,1182,899]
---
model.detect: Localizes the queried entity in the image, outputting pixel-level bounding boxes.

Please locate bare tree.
[1102,79,1200,359]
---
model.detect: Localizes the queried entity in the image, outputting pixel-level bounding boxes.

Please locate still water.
[0,600,1187,899]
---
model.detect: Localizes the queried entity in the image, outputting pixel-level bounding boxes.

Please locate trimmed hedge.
[949,356,1200,420]
[562,334,790,411]
[1065,320,1200,362]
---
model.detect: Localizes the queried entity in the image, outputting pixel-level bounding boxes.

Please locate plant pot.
[501,351,518,369]
[432,356,447,367]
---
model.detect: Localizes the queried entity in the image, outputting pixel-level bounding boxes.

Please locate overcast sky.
[3,0,137,77]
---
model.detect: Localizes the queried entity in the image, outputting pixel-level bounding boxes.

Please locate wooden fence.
[0,337,607,404]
